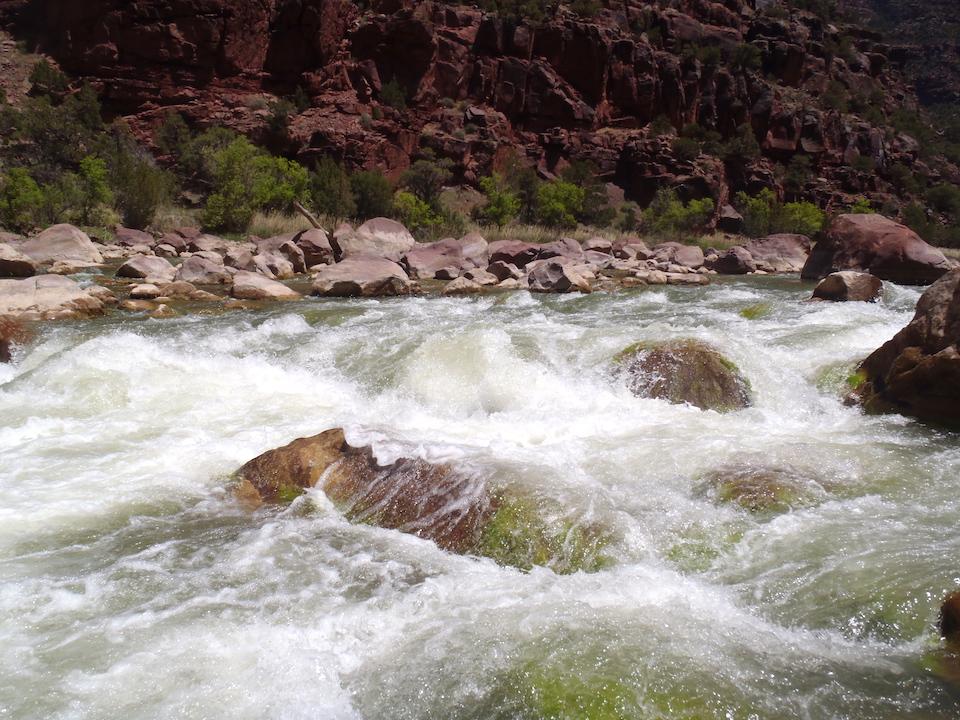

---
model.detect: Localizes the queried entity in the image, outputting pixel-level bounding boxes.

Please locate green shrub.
[476,173,521,228]
[926,183,960,217]
[380,79,408,110]
[731,43,763,71]
[535,180,585,229]
[672,136,701,162]
[643,188,714,240]
[618,204,639,232]
[822,80,849,112]
[849,197,874,214]
[0,168,46,233]
[311,157,356,221]
[736,188,825,237]
[201,137,308,233]
[886,163,921,196]
[851,155,876,172]
[351,170,394,219]
[722,124,761,163]
[783,155,812,196]
[28,60,68,101]
[648,114,674,136]
[392,190,439,234]
[77,155,113,225]
[561,160,615,226]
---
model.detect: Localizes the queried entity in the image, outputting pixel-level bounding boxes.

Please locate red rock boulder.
[802,214,952,285]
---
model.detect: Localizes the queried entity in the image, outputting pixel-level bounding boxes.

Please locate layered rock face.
[0,0,932,208]
[857,269,960,425]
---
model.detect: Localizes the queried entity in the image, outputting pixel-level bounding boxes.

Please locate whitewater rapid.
[2,277,959,719]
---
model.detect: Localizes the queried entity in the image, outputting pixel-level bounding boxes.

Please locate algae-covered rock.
[616,339,751,412]
[476,494,612,574]
[739,302,772,320]
[695,465,828,514]
[813,361,868,397]
[234,430,611,573]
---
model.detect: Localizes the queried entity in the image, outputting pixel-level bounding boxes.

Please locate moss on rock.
[616,339,751,412]
[696,465,828,514]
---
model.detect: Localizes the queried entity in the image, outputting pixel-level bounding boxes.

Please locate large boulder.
[231,271,301,301]
[744,234,811,273]
[296,228,334,267]
[855,269,960,425]
[116,255,177,283]
[253,235,307,273]
[0,315,31,363]
[311,255,412,297]
[234,429,610,573]
[651,242,705,269]
[616,340,751,412]
[801,214,952,285]
[188,234,230,255]
[707,246,756,275]
[19,224,103,267]
[253,251,296,279]
[115,227,155,248]
[488,240,541,268]
[458,232,489,269]
[812,271,883,302]
[174,256,232,285]
[527,260,591,293]
[333,218,416,262]
[0,275,105,320]
[0,243,38,277]
[403,238,465,280]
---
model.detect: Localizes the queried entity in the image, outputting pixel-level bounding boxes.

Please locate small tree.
[476,174,521,228]
[311,157,357,221]
[77,155,113,225]
[351,170,394,219]
[0,168,46,233]
[402,156,453,206]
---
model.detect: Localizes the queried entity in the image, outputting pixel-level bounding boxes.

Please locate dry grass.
[248,211,314,239]
[471,222,640,245]
[150,205,201,234]
[940,247,960,260]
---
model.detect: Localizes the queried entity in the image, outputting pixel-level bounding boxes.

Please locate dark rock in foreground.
[856,269,960,426]
[617,339,751,412]
[942,591,960,643]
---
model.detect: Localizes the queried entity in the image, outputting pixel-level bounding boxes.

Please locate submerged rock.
[616,339,750,412]
[941,591,960,643]
[856,269,960,426]
[696,465,827,514]
[234,429,610,572]
[0,315,31,363]
[812,271,883,302]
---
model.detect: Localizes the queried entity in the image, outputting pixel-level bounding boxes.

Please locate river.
[2,276,959,719]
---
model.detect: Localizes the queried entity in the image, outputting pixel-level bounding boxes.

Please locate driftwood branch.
[293,201,322,230]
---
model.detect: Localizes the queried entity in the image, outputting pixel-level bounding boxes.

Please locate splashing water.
[2,277,959,719]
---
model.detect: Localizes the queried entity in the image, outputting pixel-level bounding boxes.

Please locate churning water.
[2,277,959,719]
